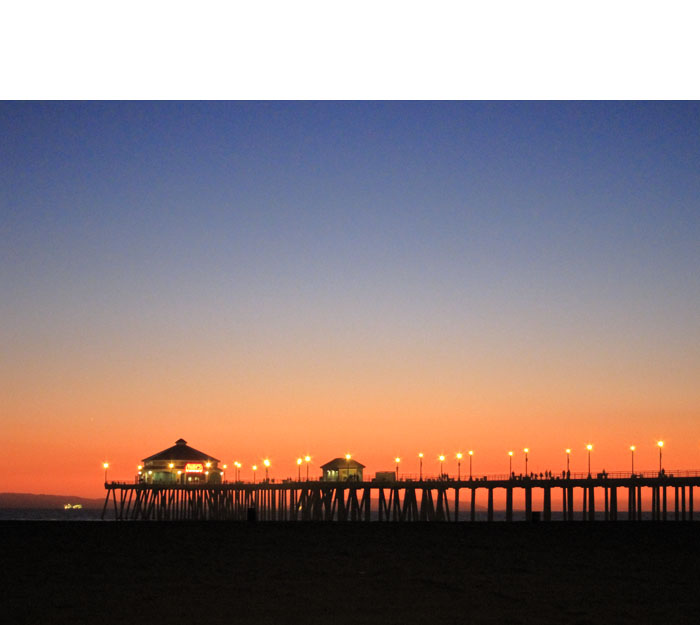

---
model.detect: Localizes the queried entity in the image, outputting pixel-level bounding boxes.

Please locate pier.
[103,471,700,521]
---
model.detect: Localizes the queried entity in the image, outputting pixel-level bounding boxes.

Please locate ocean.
[0,508,104,521]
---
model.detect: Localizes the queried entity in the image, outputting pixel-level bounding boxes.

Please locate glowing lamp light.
[523,448,529,453]
[345,453,352,461]
[205,462,212,468]
[395,457,401,463]
[456,452,463,460]
[565,449,571,454]
[253,465,258,471]
[103,462,109,469]
[297,458,302,465]
[169,463,174,469]
[630,445,636,451]
[586,444,593,451]
[223,464,227,469]
[657,441,664,448]
[438,455,445,462]
[177,470,182,475]
[263,459,271,467]
[468,451,473,456]
[304,455,311,463]
[138,465,143,470]
[508,451,513,457]
[418,452,424,458]
[205,471,209,475]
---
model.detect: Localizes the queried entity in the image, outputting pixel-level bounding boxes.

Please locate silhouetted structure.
[103,472,700,521]
[140,438,222,485]
[320,458,365,481]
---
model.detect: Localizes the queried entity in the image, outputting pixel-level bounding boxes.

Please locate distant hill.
[0,493,104,509]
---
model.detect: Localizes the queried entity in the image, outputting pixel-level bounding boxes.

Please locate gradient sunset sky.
[2,101,699,497]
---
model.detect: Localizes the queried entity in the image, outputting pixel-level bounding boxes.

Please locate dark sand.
[2,521,698,624]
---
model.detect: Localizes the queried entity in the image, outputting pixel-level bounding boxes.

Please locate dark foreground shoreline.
[2,522,698,625]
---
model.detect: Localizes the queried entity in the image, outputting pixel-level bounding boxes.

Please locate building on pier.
[140,438,222,484]
[320,457,365,481]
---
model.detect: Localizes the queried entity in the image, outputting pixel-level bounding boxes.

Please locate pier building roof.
[142,438,220,463]
[321,458,366,470]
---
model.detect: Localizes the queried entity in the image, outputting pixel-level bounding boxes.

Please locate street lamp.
[304,455,311,481]
[468,451,473,480]
[103,462,109,483]
[523,448,529,476]
[586,444,593,476]
[395,457,401,480]
[439,455,445,478]
[252,465,257,483]
[629,446,635,474]
[263,458,271,482]
[657,441,664,473]
[296,458,302,481]
[418,453,424,480]
[508,451,513,476]
[565,449,571,475]
[456,453,463,481]
[345,453,351,482]
[234,461,241,481]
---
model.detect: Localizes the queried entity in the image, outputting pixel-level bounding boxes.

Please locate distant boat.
[63,503,83,510]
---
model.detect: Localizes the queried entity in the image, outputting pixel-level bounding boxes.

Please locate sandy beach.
[2,521,698,625]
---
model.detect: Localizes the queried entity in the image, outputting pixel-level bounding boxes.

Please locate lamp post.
[439,455,445,478]
[418,453,424,480]
[508,451,513,477]
[456,453,463,481]
[234,461,241,481]
[657,441,664,473]
[296,458,302,481]
[586,444,593,476]
[565,449,571,475]
[523,448,529,476]
[468,450,473,480]
[263,458,271,482]
[252,464,257,483]
[629,446,635,474]
[345,453,351,482]
[222,464,227,481]
[103,462,109,483]
[395,457,401,480]
[304,455,311,481]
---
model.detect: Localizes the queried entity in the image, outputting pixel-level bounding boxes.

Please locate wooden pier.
[103,473,700,521]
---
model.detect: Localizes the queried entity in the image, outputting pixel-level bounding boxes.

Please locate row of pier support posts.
[102,481,699,522]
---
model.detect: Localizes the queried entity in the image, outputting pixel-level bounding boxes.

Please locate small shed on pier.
[140,438,222,484]
[320,458,365,481]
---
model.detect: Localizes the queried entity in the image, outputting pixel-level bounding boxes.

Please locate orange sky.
[4,356,698,497]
